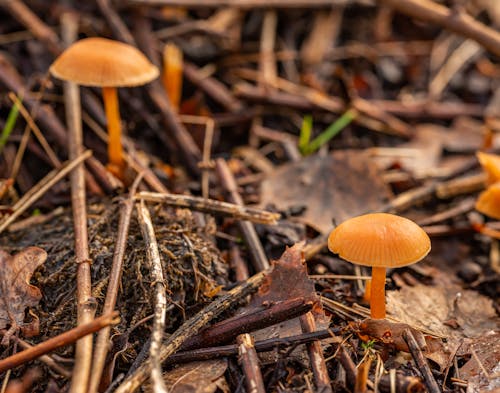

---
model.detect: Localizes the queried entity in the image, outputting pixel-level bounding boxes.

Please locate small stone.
[458,261,482,282]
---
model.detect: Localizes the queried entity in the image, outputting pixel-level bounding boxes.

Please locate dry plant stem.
[379,0,500,57]
[115,270,267,393]
[0,0,60,55]
[60,13,95,393]
[370,267,386,319]
[180,298,313,351]
[88,179,141,393]
[166,329,338,365]
[354,356,372,393]
[259,10,277,86]
[102,86,125,176]
[403,329,442,393]
[133,14,202,175]
[96,0,136,46]
[237,334,266,393]
[135,200,168,393]
[0,312,119,374]
[0,54,109,195]
[183,62,243,112]
[299,312,332,393]
[8,93,61,168]
[215,158,270,271]
[136,191,279,224]
[0,150,92,234]
[0,333,71,378]
[128,0,369,7]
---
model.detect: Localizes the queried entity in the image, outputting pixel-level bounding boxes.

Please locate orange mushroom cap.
[475,182,500,220]
[50,37,159,87]
[328,213,431,268]
[477,151,500,185]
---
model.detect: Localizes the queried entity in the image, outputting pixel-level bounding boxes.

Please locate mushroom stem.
[370,266,386,319]
[102,86,124,177]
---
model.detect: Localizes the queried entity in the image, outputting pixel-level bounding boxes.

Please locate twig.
[183,63,243,112]
[87,177,142,393]
[115,270,268,393]
[0,335,71,378]
[259,10,277,87]
[7,93,61,168]
[0,312,119,374]
[299,312,332,393]
[136,191,280,224]
[237,334,266,393]
[0,0,60,55]
[96,0,136,46]
[403,329,442,393]
[180,298,314,351]
[135,199,168,393]
[133,13,202,176]
[165,329,337,365]
[127,0,373,7]
[60,14,95,393]
[0,150,92,234]
[0,53,111,194]
[379,0,500,57]
[215,158,270,271]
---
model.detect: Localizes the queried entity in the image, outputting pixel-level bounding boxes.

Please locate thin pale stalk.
[136,200,168,393]
[61,13,94,393]
[87,176,142,393]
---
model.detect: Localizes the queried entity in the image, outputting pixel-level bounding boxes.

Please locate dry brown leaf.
[159,360,228,393]
[247,243,329,353]
[459,332,500,392]
[260,151,392,234]
[0,247,47,342]
[387,284,499,340]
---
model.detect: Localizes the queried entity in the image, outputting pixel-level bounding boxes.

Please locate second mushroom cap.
[49,37,159,87]
[328,213,431,268]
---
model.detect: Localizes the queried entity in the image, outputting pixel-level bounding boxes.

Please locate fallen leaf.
[387,284,499,339]
[260,151,392,234]
[459,331,500,392]
[0,247,47,343]
[159,360,228,393]
[247,243,329,354]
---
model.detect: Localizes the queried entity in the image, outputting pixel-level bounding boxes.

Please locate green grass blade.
[298,114,313,155]
[303,108,357,155]
[0,99,21,155]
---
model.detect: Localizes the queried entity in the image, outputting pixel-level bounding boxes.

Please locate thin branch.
[60,13,94,393]
[87,177,142,393]
[215,158,270,271]
[135,200,168,393]
[379,0,500,57]
[0,312,119,374]
[237,334,266,393]
[136,191,280,224]
[115,270,267,393]
[0,150,92,234]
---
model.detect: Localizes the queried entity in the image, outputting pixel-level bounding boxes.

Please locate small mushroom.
[328,213,431,319]
[50,37,159,178]
[477,151,500,185]
[475,182,500,219]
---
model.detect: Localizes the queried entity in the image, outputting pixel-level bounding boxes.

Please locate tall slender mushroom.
[50,37,159,178]
[328,213,431,319]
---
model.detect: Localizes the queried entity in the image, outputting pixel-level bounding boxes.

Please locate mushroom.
[162,42,183,112]
[477,151,500,185]
[50,37,159,178]
[328,213,431,319]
